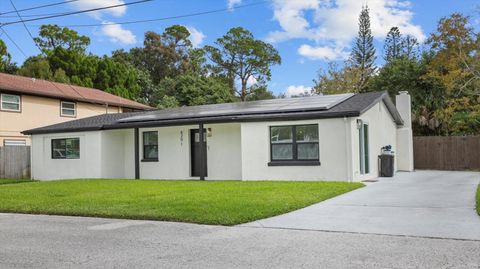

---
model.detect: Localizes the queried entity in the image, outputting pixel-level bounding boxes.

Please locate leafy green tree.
[384,27,402,62]
[419,13,480,135]
[350,5,376,91]
[156,95,180,109]
[52,68,70,83]
[426,13,478,95]
[313,62,361,94]
[95,57,141,99]
[156,74,235,106]
[205,27,281,101]
[34,24,90,54]
[130,25,202,84]
[0,39,15,73]
[17,56,53,79]
[135,69,160,106]
[246,83,275,101]
[368,52,447,135]
[402,35,419,59]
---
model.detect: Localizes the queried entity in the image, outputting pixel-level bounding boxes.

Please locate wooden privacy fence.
[0,146,31,179]
[413,136,480,171]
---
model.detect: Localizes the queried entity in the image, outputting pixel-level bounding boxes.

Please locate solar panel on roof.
[118,93,355,123]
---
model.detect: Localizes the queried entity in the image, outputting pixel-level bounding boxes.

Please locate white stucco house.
[23,91,414,182]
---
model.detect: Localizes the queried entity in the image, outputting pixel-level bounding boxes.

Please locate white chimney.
[396,91,411,128]
[395,91,414,171]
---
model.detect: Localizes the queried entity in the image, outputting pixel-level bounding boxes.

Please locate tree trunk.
[241,79,247,101]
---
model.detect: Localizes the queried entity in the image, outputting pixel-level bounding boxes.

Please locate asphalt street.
[0,213,479,268]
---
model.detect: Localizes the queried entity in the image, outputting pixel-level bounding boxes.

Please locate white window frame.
[0,93,21,112]
[359,121,370,175]
[60,101,76,117]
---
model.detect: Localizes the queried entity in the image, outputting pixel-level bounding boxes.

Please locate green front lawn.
[0,179,34,185]
[476,184,480,216]
[0,179,363,225]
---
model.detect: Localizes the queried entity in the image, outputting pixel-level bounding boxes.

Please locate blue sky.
[1,0,478,96]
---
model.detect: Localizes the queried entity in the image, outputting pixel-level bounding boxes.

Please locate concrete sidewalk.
[242,170,480,240]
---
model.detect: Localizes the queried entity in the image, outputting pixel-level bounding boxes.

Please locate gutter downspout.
[29,136,33,180]
[134,128,140,179]
[344,117,353,182]
[198,123,206,181]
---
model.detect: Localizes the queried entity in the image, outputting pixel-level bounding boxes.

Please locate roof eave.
[23,126,103,135]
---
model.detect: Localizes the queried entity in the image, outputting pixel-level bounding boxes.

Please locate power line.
[0,0,153,27]
[24,1,268,28]
[0,27,27,57]
[0,11,70,18]
[9,0,42,53]
[0,0,80,15]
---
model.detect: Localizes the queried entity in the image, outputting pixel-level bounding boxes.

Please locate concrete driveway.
[242,170,480,240]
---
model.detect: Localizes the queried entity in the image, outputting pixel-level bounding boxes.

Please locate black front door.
[190,129,207,177]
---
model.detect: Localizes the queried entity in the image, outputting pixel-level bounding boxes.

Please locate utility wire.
[0,27,27,57]
[1,0,153,27]
[0,0,80,15]
[23,1,268,28]
[9,0,42,53]
[0,11,71,18]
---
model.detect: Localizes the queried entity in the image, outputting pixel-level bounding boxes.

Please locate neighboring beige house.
[0,73,151,146]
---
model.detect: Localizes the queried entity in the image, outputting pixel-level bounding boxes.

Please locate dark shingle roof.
[23,91,403,135]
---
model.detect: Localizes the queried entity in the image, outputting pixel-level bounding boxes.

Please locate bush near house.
[0,179,363,225]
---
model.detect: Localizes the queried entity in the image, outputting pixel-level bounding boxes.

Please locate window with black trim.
[51,138,80,159]
[1,93,21,112]
[143,131,158,161]
[270,124,319,165]
[60,101,76,117]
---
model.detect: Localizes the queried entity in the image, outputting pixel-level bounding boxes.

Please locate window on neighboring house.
[60,101,76,117]
[359,121,370,174]
[270,124,319,165]
[143,131,158,161]
[0,93,21,112]
[3,140,26,146]
[51,138,80,159]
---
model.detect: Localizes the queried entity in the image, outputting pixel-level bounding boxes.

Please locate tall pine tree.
[384,26,402,62]
[402,35,419,59]
[350,5,376,92]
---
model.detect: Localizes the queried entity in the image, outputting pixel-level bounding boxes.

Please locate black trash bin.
[378,154,394,177]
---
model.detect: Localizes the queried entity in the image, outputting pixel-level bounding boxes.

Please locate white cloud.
[68,0,140,45]
[298,44,348,61]
[101,23,136,45]
[227,0,242,10]
[68,0,127,19]
[186,26,206,48]
[246,76,257,87]
[267,0,425,61]
[285,85,312,97]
